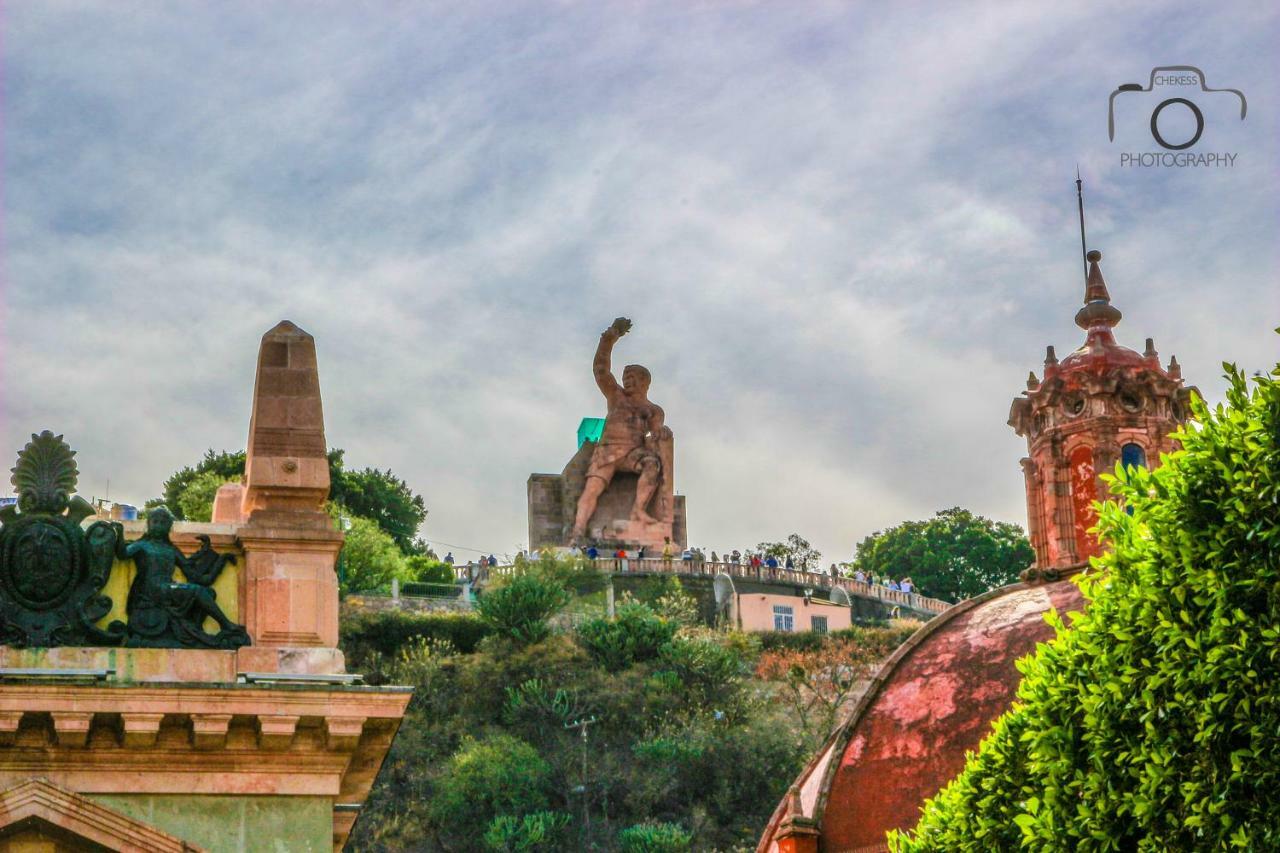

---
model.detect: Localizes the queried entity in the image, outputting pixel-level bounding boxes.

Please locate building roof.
[757,576,1085,853]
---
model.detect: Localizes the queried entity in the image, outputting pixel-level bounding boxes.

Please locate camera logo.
[1108,65,1246,167]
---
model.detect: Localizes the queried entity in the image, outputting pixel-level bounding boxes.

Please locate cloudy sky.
[2,1,1276,563]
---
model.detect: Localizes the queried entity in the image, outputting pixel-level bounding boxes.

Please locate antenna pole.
[1076,166,1088,284]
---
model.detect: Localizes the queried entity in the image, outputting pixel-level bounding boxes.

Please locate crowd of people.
[443,545,918,598]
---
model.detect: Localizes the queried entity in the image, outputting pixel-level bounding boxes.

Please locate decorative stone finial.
[1044,345,1058,366]
[1075,249,1122,333]
[1144,337,1158,359]
[242,321,331,527]
[1027,371,1040,390]
[1168,355,1181,379]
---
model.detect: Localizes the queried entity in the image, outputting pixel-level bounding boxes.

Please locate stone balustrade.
[455,559,951,615]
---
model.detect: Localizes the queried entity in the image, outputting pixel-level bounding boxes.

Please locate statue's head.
[622,364,651,396]
[146,506,175,539]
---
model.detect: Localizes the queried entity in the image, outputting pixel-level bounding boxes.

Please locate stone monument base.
[0,648,410,851]
[528,440,687,551]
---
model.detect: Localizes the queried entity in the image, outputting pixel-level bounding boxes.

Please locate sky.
[1,1,1276,564]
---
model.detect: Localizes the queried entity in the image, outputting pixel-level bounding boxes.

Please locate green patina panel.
[89,794,331,852]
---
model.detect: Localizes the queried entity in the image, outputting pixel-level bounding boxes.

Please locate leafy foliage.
[152,449,245,518]
[345,556,919,850]
[484,811,572,852]
[756,633,907,750]
[340,609,490,679]
[408,555,456,584]
[428,734,554,849]
[853,507,1033,601]
[477,574,572,646]
[337,513,409,593]
[328,450,428,555]
[175,469,233,522]
[618,821,693,852]
[755,533,822,569]
[577,602,678,672]
[891,360,1280,851]
[152,447,427,553]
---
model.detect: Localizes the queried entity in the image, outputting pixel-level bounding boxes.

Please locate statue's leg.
[632,458,661,524]
[193,587,239,632]
[571,474,610,542]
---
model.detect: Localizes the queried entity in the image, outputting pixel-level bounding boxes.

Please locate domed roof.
[1056,250,1150,376]
[757,576,1085,853]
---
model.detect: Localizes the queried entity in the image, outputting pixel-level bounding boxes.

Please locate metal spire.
[1076,166,1088,286]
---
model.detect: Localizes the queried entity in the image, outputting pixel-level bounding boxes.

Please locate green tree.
[755,533,821,569]
[328,450,428,554]
[338,514,409,593]
[576,602,678,672]
[153,447,427,553]
[151,450,246,518]
[476,574,571,646]
[407,555,456,584]
[853,508,1032,601]
[891,361,1280,851]
[429,734,554,849]
[175,470,233,522]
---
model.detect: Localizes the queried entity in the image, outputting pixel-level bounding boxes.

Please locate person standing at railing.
[444,552,454,566]
[710,551,719,564]
[730,549,741,565]
[587,545,599,561]
[785,556,795,570]
[900,577,913,594]
[662,537,674,569]
[854,568,867,584]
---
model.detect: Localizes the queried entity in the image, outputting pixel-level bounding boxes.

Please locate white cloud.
[2,1,1276,564]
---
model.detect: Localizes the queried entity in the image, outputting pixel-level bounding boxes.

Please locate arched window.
[1121,442,1147,470]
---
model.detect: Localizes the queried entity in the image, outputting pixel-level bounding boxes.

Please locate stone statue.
[569,317,674,544]
[113,506,250,649]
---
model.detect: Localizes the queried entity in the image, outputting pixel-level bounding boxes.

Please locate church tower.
[1008,249,1196,572]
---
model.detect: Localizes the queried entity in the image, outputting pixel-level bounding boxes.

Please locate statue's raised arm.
[593,317,632,399]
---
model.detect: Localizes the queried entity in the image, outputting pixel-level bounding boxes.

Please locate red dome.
[758,578,1085,853]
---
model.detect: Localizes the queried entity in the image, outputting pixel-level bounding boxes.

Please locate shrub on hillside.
[340,609,490,679]
[577,602,678,672]
[483,811,571,852]
[618,821,693,852]
[477,574,572,645]
[891,360,1280,850]
[429,734,554,848]
[407,555,457,584]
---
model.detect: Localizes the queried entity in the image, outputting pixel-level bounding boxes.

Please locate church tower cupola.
[1009,248,1197,572]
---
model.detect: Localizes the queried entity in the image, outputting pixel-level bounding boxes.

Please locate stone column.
[236,321,344,666]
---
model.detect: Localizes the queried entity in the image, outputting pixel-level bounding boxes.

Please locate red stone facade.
[1008,250,1195,571]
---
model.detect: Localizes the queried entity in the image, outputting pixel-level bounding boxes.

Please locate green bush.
[401,581,462,598]
[576,602,678,672]
[483,811,571,852]
[336,513,409,593]
[618,821,693,852]
[891,360,1280,851]
[340,609,491,678]
[429,734,554,847]
[406,554,457,584]
[176,470,233,522]
[477,574,572,645]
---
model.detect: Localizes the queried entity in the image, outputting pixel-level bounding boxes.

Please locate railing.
[454,559,950,615]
